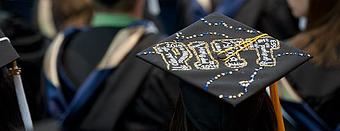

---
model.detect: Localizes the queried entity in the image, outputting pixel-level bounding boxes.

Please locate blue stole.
[215,0,248,17]
[190,0,209,23]
[43,21,156,125]
[282,100,333,131]
[279,78,337,130]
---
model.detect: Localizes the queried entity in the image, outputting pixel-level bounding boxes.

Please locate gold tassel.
[270,82,285,131]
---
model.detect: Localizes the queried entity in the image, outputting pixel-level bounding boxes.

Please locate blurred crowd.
[0,0,339,130]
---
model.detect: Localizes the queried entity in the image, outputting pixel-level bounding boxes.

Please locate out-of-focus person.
[0,0,93,124]
[36,0,93,39]
[168,0,300,40]
[231,0,300,40]
[42,0,179,130]
[285,0,340,129]
[1,0,93,123]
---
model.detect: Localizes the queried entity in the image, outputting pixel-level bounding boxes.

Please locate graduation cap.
[137,12,311,130]
[0,30,33,130]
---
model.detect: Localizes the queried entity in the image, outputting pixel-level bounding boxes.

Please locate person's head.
[52,0,93,30]
[289,0,340,67]
[35,0,93,38]
[92,0,145,18]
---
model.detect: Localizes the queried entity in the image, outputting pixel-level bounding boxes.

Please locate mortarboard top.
[137,12,311,106]
[0,30,19,68]
[137,12,311,130]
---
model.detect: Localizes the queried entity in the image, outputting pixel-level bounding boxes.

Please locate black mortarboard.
[137,12,311,105]
[137,12,311,130]
[0,30,19,68]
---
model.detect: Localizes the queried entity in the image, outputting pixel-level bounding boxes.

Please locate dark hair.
[169,90,277,131]
[306,0,338,30]
[52,0,93,30]
[294,0,340,67]
[169,95,198,131]
[0,68,22,130]
[93,0,136,11]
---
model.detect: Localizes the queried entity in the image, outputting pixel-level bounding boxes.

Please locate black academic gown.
[177,0,299,40]
[234,0,300,40]
[287,62,340,129]
[61,27,180,130]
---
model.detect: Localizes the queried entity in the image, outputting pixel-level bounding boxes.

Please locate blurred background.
[0,0,339,130]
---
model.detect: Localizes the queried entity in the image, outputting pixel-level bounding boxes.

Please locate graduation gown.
[43,14,180,130]
[234,0,300,40]
[176,0,299,40]
[64,27,179,130]
[286,61,340,129]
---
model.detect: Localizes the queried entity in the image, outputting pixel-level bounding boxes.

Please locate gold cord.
[270,82,286,131]
[217,34,268,61]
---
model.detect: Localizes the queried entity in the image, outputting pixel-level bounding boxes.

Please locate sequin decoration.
[200,18,260,34]
[138,17,311,100]
[153,41,193,70]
